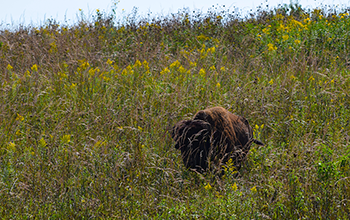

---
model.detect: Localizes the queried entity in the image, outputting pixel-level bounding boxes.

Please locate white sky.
[1,0,349,27]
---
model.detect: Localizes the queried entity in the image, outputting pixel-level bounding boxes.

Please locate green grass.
[1,3,350,219]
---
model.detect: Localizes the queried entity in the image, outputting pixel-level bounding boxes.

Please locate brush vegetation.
[1,3,350,219]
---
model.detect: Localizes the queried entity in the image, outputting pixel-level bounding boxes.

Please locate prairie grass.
[1,3,350,219]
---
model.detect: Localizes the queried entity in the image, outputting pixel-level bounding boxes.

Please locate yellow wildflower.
[160,67,170,75]
[204,183,212,190]
[24,70,31,77]
[142,60,149,70]
[88,68,97,76]
[189,61,197,68]
[134,60,142,68]
[251,186,257,193]
[62,134,71,144]
[208,47,215,53]
[70,83,77,89]
[106,59,113,65]
[31,64,38,72]
[199,68,206,77]
[170,60,181,69]
[282,35,289,41]
[178,66,186,74]
[39,138,47,147]
[16,113,24,121]
[7,64,13,70]
[232,183,238,191]
[49,42,57,53]
[291,19,304,28]
[8,142,16,151]
[197,34,209,41]
[267,43,276,51]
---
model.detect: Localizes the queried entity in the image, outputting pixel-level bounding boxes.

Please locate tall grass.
[1,3,350,219]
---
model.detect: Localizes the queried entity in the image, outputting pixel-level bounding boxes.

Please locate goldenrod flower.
[232,183,238,191]
[189,61,197,68]
[282,35,289,41]
[199,68,206,77]
[134,60,142,68]
[178,66,186,74]
[7,64,13,70]
[106,59,113,65]
[61,134,71,144]
[8,142,16,151]
[160,67,170,75]
[16,113,24,121]
[267,43,276,51]
[24,70,31,77]
[49,42,57,53]
[39,138,47,147]
[142,60,149,70]
[204,183,212,190]
[170,60,181,69]
[197,34,208,41]
[208,47,215,53]
[31,64,38,72]
[70,83,77,89]
[122,69,128,75]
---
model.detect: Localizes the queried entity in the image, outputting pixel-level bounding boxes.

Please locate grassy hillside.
[1,4,350,219]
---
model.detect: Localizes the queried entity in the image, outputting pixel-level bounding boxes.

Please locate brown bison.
[172,107,264,173]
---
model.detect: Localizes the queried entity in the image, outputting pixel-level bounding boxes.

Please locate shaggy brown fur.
[172,107,264,173]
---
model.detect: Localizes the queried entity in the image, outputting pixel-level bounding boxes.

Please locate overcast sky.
[1,0,349,27]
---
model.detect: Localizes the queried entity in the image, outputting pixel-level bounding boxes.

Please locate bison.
[172,106,264,173]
